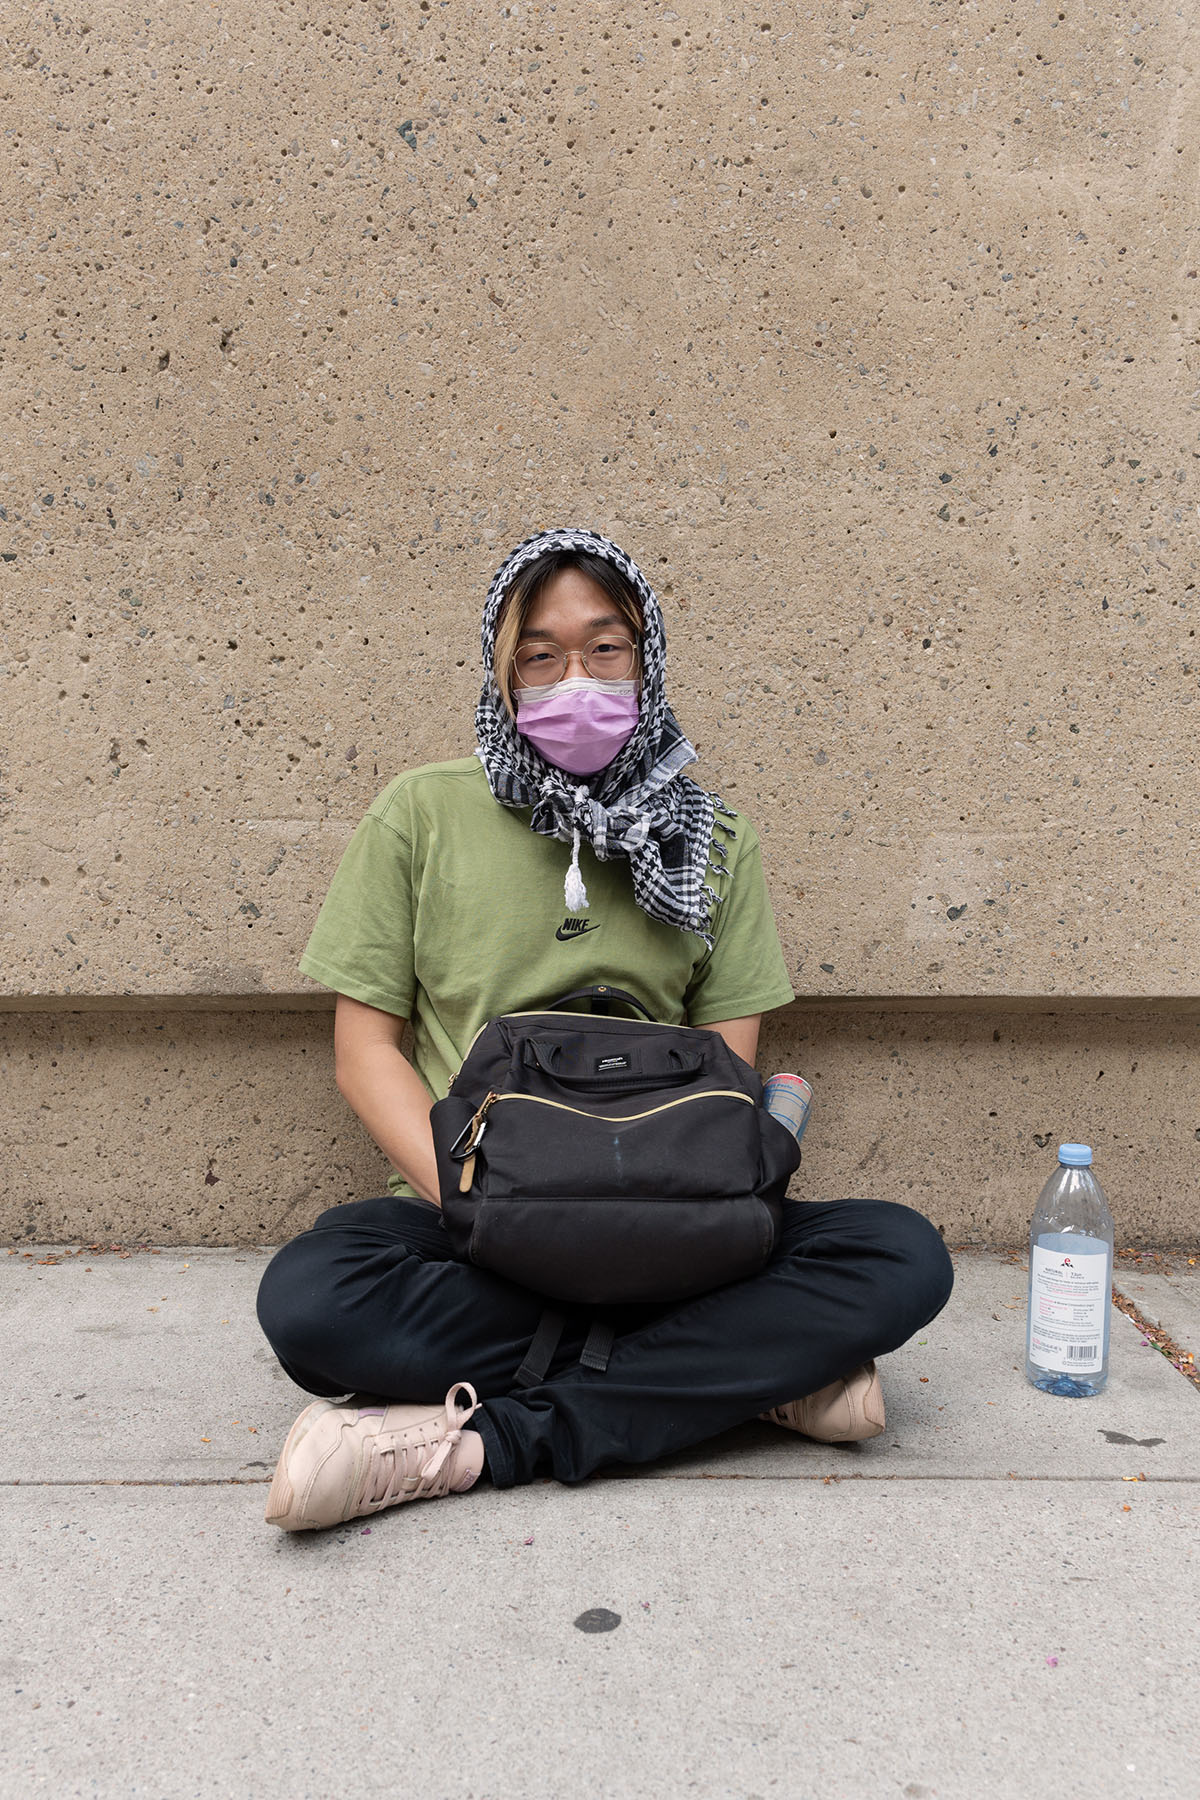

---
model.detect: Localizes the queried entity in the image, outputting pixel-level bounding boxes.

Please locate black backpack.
[431,985,801,1309]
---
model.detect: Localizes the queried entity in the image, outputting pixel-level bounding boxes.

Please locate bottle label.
[1029,1245,1109,1374]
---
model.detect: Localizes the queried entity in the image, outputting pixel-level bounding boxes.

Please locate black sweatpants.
[256,1195,954,1488]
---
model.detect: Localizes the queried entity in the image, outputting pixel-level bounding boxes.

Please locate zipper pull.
[456,1091,499,1192]
[449,1091,499,1166]
[448,1091,499,1163]
[471,1091,499,1142]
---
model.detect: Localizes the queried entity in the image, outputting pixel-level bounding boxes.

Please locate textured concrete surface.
[0,1006,379,1245]
[5,1250,1199,1484]
[4,1001,1198,1244]
[2,1251,1198,1799]
[3,1484,1198,1800]
[3,4,1200,1004]
[1113,1265,1200,1356]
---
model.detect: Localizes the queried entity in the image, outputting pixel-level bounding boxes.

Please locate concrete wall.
[3,2,1198,1242]
[3,999,1197,1247]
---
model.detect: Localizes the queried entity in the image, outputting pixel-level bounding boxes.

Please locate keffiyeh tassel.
[565,824,589,912]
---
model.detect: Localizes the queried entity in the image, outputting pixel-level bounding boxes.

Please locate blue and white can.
[761,1073,813,1145]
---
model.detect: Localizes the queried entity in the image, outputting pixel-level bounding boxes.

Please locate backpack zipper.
[456,1087,753,1185]
[489,1090,753,1123]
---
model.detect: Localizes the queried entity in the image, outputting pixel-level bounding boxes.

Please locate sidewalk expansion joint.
[2,1477,271,1488]
[1111,1284,1200,1393]
[650,1472,1200,1484]
[4,1473,1199,1489]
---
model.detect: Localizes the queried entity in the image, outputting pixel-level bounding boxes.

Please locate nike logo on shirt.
[555,918,601,941]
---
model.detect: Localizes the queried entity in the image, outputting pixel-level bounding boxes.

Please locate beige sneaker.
[265,1382,484,1531]
[761,1361,885,1443]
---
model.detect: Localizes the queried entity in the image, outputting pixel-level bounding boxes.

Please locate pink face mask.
[515,676,639,776]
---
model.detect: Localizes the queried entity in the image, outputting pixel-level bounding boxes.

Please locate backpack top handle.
[544,984,657,1022]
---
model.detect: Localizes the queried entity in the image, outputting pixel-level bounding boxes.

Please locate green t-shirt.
[299,756,795,1195]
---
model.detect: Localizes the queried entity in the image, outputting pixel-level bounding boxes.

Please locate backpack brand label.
[595,1054,631,1072]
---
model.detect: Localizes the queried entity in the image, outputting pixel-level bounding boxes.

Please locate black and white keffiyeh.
[474,527,736,946]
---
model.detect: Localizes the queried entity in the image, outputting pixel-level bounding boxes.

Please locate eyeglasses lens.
[513,637,636,687]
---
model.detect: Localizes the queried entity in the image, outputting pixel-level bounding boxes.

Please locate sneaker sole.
[264,1401,340,1529]
[762,1364,885,1443]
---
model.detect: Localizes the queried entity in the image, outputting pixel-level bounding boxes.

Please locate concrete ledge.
[5,1002,1199,1244]
[7,993,1200,1014]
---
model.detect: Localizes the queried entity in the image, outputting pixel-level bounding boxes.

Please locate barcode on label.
[1066,1344,1098,1361]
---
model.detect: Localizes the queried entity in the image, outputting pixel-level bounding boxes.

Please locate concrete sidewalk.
[3,1247,1198,1799]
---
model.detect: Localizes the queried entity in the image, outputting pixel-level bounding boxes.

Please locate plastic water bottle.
[1025,1144,1115,1397]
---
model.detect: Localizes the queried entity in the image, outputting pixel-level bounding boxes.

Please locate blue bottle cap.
[1058,1143,1093,1166]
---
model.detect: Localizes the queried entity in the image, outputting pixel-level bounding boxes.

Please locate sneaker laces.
[354,1382,480,1515]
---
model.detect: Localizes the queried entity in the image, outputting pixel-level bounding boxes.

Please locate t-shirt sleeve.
[684,822,795,1025]
[298,810,417,1019]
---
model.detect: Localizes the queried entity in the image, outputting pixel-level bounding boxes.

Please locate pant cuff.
[473,1404,516,1489]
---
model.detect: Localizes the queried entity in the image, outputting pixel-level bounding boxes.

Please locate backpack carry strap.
[547,984,656,1021]
[514,1308,566,1387]
[513,1309,615,1388]
[578,1320,615,1372]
